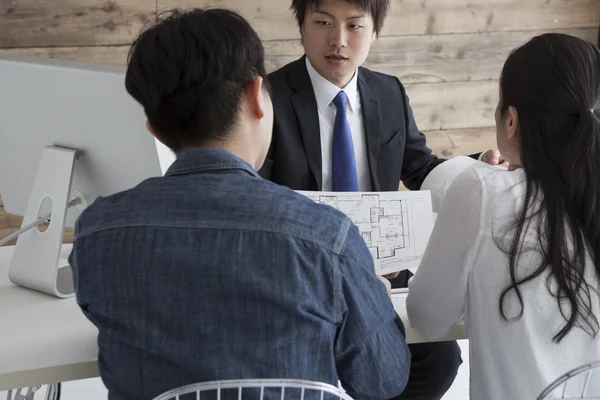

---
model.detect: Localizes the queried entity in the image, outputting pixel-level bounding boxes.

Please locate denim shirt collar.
[165,147,260,178]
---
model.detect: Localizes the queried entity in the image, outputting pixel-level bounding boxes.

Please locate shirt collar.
[165,147,259,178]
[305,57,359,114]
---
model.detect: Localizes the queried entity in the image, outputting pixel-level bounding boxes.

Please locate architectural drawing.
[298,190,434,275]
[314,194,410,262]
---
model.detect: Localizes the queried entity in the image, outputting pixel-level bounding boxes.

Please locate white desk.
[0,244,467,391]
[0,244,99,391]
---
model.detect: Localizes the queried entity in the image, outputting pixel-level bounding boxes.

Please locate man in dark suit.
[259,0,502,398]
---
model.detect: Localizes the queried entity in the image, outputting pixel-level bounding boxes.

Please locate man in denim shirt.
[69,8,410,400]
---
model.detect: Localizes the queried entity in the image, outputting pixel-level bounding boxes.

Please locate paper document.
[298,190,433,275]
[420,156,480,213]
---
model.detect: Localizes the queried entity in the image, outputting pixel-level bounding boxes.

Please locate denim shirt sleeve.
[334,224,411,400]
[68,234,89,312]
[68,235,79,297]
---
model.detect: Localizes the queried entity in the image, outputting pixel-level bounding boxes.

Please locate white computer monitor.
[0,54,176,298]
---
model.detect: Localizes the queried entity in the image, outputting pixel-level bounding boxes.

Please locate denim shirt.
[70,148,410,400]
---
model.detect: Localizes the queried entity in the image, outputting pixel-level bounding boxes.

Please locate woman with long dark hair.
[406,33,600,399]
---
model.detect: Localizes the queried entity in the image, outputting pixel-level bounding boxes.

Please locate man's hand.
[382,271,399,279]
[481,149,508,167]
[377,275,392,300]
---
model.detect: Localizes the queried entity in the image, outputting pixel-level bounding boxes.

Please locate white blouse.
[407,164,600,399]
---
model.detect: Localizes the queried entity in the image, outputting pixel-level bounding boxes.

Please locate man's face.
[301,0,376,88]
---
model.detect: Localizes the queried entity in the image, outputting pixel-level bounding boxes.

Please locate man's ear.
[146,120,157,138]
[506,105,519,140]
[371,30,376,44]
[146,120,168,147]
[246,77,266,119]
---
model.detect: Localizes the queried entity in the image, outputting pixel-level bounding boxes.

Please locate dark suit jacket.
[258,56,446,191]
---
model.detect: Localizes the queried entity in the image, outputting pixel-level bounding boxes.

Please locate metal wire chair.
[152,379,354,400]
[3,383,60,400]
[537,360,600,399]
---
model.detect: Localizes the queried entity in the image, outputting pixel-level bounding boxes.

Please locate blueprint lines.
[298,190,434,274]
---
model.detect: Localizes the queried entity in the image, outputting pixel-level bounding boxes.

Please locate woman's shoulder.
[467,165,527,223]
[474,164,525,192]
[446,164,526,210]
[451,163,524,191]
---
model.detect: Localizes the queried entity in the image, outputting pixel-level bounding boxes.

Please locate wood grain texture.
[158,0,600,41]
[0,209,22,228]
[385,0,600,37]
[0,0,156,47]
[366,28,598,84]
[445,127,498,157]
[0,45,131,65]
[3,27,596,84]
[0,228,18,246]
[157,0,298,41]
[0,195,20,246]
[405,80,499,132]
[412,128,496,161]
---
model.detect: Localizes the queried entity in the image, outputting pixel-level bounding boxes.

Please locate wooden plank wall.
[0,0,599,243]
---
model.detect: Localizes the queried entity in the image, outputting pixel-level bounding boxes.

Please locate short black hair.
[290,0,390,36]
[125,8,269,152]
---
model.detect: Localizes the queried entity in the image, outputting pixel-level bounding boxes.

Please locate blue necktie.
[332,91,358,191]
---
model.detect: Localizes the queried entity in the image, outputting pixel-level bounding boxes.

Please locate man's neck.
[305,57,356,89]
[332,73,355,89]
[179,141,260,171]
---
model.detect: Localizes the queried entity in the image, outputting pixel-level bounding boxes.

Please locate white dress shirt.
[305,58,372,191]
[407,164,600,399]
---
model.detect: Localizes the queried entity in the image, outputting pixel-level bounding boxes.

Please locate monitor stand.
[8,145,84,298]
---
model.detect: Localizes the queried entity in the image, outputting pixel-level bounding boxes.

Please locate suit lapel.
[289,57,323,190]
[358,69,382,191]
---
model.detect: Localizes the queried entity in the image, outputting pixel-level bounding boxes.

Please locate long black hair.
[497,33,600,342]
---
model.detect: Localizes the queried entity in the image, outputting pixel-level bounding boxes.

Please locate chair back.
[153,379,354,400]
[538,360,600,399]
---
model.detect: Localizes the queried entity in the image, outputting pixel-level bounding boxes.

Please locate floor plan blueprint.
[297,190,434,275]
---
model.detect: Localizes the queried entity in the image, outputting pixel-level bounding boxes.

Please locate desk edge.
[0,361,99,391]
